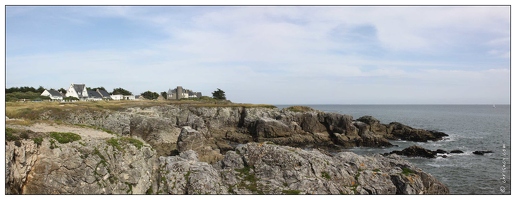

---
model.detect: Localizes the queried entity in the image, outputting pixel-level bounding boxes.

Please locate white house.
[111,94,124,100]
[124,95,136,100]
[41,89,63,101]
[66,84,88,100]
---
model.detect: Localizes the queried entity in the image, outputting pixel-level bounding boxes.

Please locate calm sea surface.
[276,105,511,194]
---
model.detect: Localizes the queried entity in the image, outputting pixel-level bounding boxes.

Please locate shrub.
[282,190,302,195]
[33,137,43,146]
[50,132,81,144]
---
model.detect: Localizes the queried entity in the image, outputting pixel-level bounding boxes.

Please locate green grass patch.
[106,137,145,152]
[33,137,43,146]
[6,128,19,141]
[282,190,302,195]
[321,171,331,180]
[284,106,314,112]
[107,138,123,151]
[401,167,415,176]
[50,132,81,144]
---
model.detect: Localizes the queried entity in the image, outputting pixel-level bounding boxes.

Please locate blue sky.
[5,6,510,104]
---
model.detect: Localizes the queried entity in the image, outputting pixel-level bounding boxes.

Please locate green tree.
[111,88,132,95]
[58,88,67,94]
[141,91,159,100]
[212,88,226,100]
[36,86,45,93]
[161,91,168,100]
[88,87,106,91]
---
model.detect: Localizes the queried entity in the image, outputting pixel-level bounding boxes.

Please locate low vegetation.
[282,190,302,195]
[321,171,331,180]
[401,167,415,176]
[106,137,145,152]
[49,132,81,144]
[284,106,314,112]
[6,127,46,147]
[6,100,277,121]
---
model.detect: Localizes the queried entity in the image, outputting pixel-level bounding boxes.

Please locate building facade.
[167,86,202,100]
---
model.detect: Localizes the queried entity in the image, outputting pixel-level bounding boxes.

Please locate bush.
[33,137,43,146]
[50,132,81,144]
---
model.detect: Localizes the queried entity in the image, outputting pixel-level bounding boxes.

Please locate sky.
[5,5,511,104]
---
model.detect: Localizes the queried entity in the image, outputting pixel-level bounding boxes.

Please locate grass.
[235,165,263,194]
[401,167,415,176]
[321,171,331,180]
[284,106,314,112]
[6,101,277,123]
[282,190,302,195]
[50,132,81,144]
[33,137,43,146]
[106,137,145,152]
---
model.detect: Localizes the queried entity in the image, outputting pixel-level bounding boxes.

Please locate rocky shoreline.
[5,104,451,194]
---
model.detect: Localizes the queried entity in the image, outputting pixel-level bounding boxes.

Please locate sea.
[275,104,511,195]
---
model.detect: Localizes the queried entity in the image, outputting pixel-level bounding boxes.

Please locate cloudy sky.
[5,6,510,104]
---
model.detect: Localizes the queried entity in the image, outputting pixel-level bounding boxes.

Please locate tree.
[212,88,226,100]
[111,88,132,95]
[141,91,159,100]
[89,87,106,91]
[58,88,67,94]
[36,86,45,94]
[161,91,168,99]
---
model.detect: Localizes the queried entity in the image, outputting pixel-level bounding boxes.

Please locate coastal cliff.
[5,103,449,194]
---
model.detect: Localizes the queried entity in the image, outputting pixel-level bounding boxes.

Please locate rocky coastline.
[5,104,450,194]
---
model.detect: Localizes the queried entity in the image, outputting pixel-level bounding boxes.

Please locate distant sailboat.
[493,104,496,108]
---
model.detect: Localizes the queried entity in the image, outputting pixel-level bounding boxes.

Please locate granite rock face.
[5,137,159,194]
[6,139,449,194]
[158,143,449,194]
[7,105,451,194]
[34,106,448,157]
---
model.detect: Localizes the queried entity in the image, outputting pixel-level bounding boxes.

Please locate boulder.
[357,116,388,134]
[177,126,223,163]
[387,123,448,142]
[472,151,493,155]
[450,150,464,154]
[388,145,436,158]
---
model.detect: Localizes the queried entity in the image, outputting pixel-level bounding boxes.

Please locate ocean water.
[276,105,511,194]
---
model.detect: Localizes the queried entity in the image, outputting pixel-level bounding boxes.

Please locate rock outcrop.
[6,137,449,194]
[31,105,448,158]
[6,137,159,194]
[387,145,437,159]
[157,143,449,194]
[472,150,493,155]
[6,104,451,194]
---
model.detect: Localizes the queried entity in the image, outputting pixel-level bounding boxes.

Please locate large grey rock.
[177,126,223,163]
[6,137,158,194]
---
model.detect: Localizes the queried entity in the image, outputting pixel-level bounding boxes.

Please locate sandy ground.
[6,120,113,139]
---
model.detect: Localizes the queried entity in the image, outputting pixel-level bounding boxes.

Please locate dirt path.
[26,123,114,139]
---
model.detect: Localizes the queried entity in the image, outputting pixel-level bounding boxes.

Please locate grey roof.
[87,90,103,99]
[48,89,63,97]
[72,84,86,97]
[97,89,111,98]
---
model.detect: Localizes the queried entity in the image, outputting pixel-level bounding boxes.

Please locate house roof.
[87,90,103,99]
[48,89,63,97]
[97,89,111,98]
[72,84,86,97]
